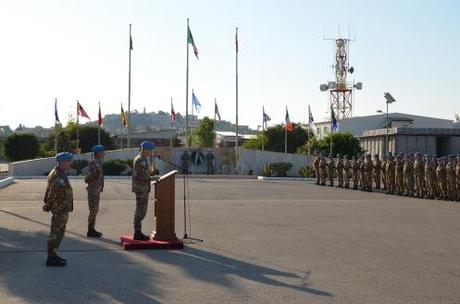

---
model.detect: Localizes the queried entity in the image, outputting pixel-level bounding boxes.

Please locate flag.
[263,107,271,126]
[98,102,102,126]
[121,103,127,127]
[215,102,221,121]
[308,105,315,129]
[331,106,339,131]
[285,107,293,132]
[187,25,199,59]
[192,92,201,113]
[235,28,238,53]
[77,101,90,119]
[171,102,176,123]
[54,99,60,124]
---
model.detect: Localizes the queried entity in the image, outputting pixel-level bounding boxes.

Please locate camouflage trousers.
[344,171,350,188]
[387,175,395,194]
[328,170,334,186]
[134,192,149,231]
[337,173,343,187]
[87,189,101,230]
[352,173,359,189]
[405,176,414,196]
[381,171,387,190]
[447,179,457,200]
[396,174,404,194]
[314,168,320,184]
[320,169,327,185]
[425,176,436,198]
[47,212,69,256]
[415,175,425,197]
[374,172,381,189]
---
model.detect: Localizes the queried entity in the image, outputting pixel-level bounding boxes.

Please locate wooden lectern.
[151,170,179,241]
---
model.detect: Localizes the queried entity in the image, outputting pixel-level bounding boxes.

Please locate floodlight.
[320,84,329,92]
[348,66,354,74]
[354,82,363,90]
[328,81,337,89]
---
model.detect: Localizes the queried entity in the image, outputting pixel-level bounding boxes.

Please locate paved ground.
[0,178,459,304]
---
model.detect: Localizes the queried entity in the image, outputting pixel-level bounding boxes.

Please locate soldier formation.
[314,152,460,202]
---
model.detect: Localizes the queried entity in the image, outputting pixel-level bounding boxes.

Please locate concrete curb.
[13,175,258,180]
[257,176,315,181]
[0,177,15,188]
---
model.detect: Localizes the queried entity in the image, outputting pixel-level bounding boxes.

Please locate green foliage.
[2,133,40,161]
[296,137,320,155]
[320,132,362,157]
[245,124,311,153]
[103,159,127,176]
[298,166,315,177]
[71,159,89,175]
[270,162,293,177]
[261,164,274,177]
[242,135,266,150]
[192,117,214,148]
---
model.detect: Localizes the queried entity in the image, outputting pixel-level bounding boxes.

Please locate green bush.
[71,159,89,175]
[270,162,293,177]
[262,164,274,177]
[299,165,315,177]
[2,133,40,161]
[103,160,127,176]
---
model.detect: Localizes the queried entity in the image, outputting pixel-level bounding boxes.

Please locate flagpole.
[76,100,79,153]
[120,103,123,149]
[185,18,190,148]
[285,106,288,154]
[262,106,265,152]
[54,98,58,155]
[191,89,194,146]
[127,23,132,148]
[214,98,216,147]
[307,106,310,155]
[330,108,333,155]
[235,26,239,159]
[170,97,173,150]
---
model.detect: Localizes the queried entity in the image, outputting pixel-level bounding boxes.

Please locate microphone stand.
[154,155,203,243]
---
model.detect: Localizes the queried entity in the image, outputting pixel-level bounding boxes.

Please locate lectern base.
[120,235,184,250]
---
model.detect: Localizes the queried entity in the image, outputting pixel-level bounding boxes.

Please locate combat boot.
[87,229,103,238]
[46,255,66,267]
[133,230,150,241]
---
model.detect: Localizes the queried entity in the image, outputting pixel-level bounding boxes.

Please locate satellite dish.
[348,66,355,74]
[354,82,363,90]
[320,84,329,92]
[328,81,337,89]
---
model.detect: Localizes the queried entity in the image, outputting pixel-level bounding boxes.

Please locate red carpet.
[120,235,184,250]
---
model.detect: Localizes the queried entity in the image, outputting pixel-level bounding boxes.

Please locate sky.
[0,0,459,129]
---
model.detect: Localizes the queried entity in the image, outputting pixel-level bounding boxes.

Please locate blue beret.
[92,145,105,154]
[56,152,73,162]
[140,141,154,151]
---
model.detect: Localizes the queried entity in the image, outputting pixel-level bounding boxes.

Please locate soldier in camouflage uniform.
[43,152,74,267]
[456,155,460,201]
[359,155,366,191]
[132,141,157,240]
[432,154,439,198]
[395,154,405,195]
[364,154,373,192]
[436,157,447,200]
[319,154,327,186]
[373,154,382,190]
[403,154,414,197]
[414,153,425,198]
[386,154,396,195]
[446,156,457,201]
[351,156,359,190]
[313,155,321,185]
[327,154,335,187]
[381,155,387,190]
[424,154,436,199]
[336,154,344,188]
[343,155,351,189]
[84,145,105,238]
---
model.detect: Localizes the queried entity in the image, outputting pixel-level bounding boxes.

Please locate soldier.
[395,154,404,195]
[403,154,414,197]
[327,154,335,187]
[373,154,382,190]
[381,155,388,190]
[84,145,105,238]
[364,154,373,192]
[319,154,327,186]
[386,154,396,195]
[359,155,366,191]
[181,150,191,174]
[132,141,157,240]
[414,153,425,198]
[424,154,436,199]
[432,154,439,198]
[351,156,359,190]
[446,156,457,201]
[336,154,344,188]
[343,155,351,189]
[436,157,447,200]
[456,155,460,201]
[205,149,215,175]
[313,155,321,185]
[42,152,74,267]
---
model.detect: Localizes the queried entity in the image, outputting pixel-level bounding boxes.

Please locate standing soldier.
[42,152,74,267]
[132,141,156,240]
[351,156,359,190]
[373,154,382,190]
[414,153,425,198]
[365,154,374,192]
[395,154,405,195]
[386,154,396,195]
[343,155,351,189]
[456,155,460,201]
[327,154,336,187]
[319,154,327,186]
[424,154,436,199]
[336,154,344,188]
[85,145,105,238]
[205,149,215,175]
[181,150,191,174]
[446,156,457,201]
[436,157,447,200]
[313,155,321,185]
[403,154,415,197]
[432,154,440,198]
[359,155,366,191]
[381,155,388,190]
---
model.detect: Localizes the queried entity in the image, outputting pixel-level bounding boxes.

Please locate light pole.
[384,92,396,154]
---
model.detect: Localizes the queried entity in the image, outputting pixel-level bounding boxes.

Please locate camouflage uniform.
[424,155,436,199]
[386,156,396,194]
[436,158,447,200]
[395,155,405,195]
[359,156,366,190]
[85,158,104,231]
[43,166,73,257]
[381,156,387,190]
[373,155,382,190]
[365,155,373,192]
[319,156,327,186]
[327,155,335,187]
[446,157,457,201]
[433,155,440,198]
[456,156,460,201]
[313,156,321,185]
[351,156,359,190]
[343,156,351,189]
[336,154,344,188]
[403,155,414,197]
[132,153,152,232]
[414,154,425,198]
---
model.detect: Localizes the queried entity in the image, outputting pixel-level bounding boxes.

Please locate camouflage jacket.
[313,157,320,169]
[414,160,425,176]
[43,166,73,213]
[336,159,344,171]
[404,160,414,176]
[456,164,460,179]
[446,162,456,180]
[386,160,395,176]
[374,159,382,172]
[365,160,373,172]
[85,158,104,192]
[436,165,446,181]
[343,159,351,171]
[395,159,404,174]
[132,153,152,193]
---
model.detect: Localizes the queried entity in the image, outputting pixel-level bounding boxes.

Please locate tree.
[2,133,40,161]
[244,124,310,153]
[317,132,362,156]
[192,116,214,148]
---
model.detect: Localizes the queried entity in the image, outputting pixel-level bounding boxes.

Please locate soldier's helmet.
[92,144,105,154]
[56,152,73,162]
[387,152,393,157]
[140,141,155,151]
[374,154,379,158]
[344,155,349,159]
